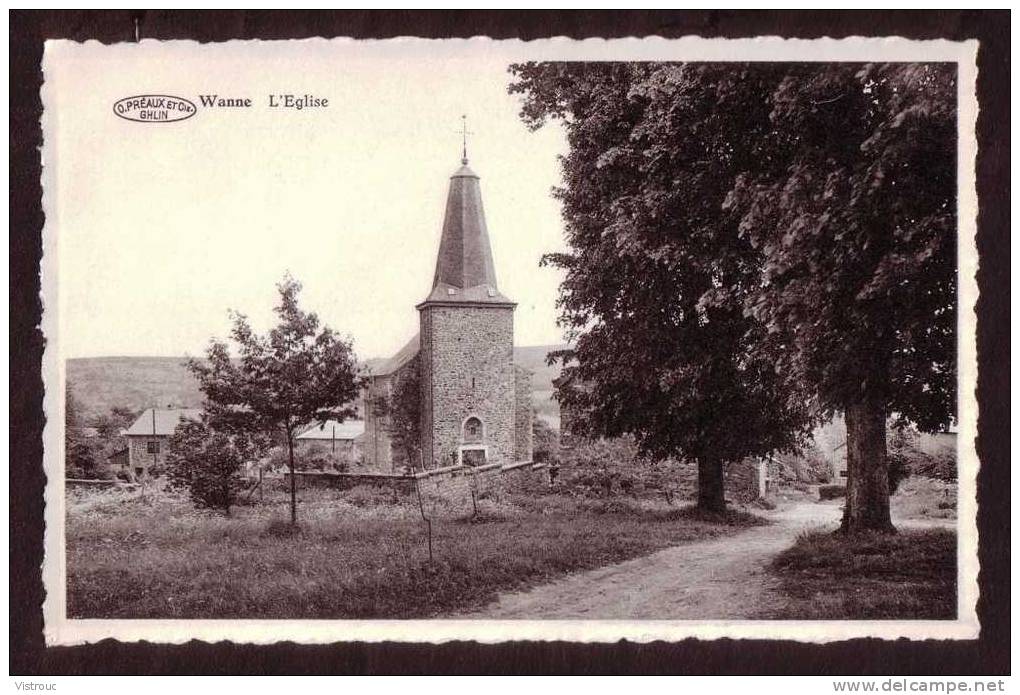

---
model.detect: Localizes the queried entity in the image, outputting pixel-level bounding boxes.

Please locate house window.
[146,440,161,454]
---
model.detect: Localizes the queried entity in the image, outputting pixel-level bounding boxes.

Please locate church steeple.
[419,157,514,306]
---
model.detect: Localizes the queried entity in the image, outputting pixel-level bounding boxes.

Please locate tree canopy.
[510,62,956,524]
[188,276,365,523]
[511,62,813,509]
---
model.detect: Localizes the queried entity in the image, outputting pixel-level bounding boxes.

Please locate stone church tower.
[362,154,533,471]
[418,156,518,469]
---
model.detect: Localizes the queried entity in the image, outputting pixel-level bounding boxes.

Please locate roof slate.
[124,408,202,436]
[371,333,420,376]
[424,160,512,305]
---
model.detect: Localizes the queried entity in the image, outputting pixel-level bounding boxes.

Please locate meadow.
[66,478,762,619]
[766,528,957,619]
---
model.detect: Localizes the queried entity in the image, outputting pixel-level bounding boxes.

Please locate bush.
[269,443,353,473]
[165,419,269,515]
[772,444,831,485]
[66,442,114,479]
[888,424,957,481]
[532,416,559,464]
[819,484,846,500]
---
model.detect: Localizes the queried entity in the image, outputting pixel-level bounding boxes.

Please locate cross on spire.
[458,114,474,165]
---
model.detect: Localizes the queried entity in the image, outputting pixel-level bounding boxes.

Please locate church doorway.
[461,447,486,467]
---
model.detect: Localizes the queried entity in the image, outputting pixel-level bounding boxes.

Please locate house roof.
[297,419,365,441]
[420,159,513,307]
[124,408,202,436]
[371,333,420,376]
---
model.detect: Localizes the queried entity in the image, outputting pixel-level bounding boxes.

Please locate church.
[362,151,533,472]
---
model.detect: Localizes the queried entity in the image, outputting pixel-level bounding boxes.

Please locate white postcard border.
[40,35,981,646]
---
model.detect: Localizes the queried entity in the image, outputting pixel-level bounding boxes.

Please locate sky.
[45,40,570,360]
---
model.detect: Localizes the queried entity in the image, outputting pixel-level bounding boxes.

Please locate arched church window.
[463,417,484,444]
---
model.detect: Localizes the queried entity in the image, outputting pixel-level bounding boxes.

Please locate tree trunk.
[696,458,726,512]
[841,397,895,533]
[287,433,297,525]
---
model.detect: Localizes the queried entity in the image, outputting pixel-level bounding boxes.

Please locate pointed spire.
[419,156,514,307]
[460,114,472,165]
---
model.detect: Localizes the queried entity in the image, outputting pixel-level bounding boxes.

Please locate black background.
[9,10,1010,675]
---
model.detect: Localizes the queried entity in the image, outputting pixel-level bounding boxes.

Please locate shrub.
[819,484,846,500]
[298,443,353,472]
[532,416,559,464]
[887,424,957,481]
[772,444,831,485]
[266,443,350,473]
[66,442,109,479]
[557,436,697,501]
[165,419,269,516]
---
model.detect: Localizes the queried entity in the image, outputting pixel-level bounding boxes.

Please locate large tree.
[723,63,957,531]
[510,62,956,527]
[189,276,365,524]
[510,63,811,511]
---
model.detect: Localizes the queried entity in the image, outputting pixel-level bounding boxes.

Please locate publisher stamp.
[113,94,196,122]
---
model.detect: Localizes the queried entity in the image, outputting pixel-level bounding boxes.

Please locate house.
[119,407,202,478]
[363,153,533,472]
[295,419,365,459]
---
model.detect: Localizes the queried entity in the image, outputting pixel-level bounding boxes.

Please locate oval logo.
[113,95,197,123]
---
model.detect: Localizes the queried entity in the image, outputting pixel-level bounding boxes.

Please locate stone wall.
[415,463,538,518]
[280,463,542,518]
[419,304,515,469]
[514,365,534,462]
[362,374,393,470]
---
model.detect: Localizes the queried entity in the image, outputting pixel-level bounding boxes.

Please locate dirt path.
[462,499,952,620]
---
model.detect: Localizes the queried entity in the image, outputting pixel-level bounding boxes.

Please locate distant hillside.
[67,345,569,423]
[67,357,204,419]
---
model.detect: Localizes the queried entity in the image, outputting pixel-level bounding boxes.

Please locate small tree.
[165,419,267,516]
[188,276,365,524]
[64,386,103,478]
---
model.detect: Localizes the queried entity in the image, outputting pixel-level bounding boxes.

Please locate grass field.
[766,528,957,619]
[66,481,761,619]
